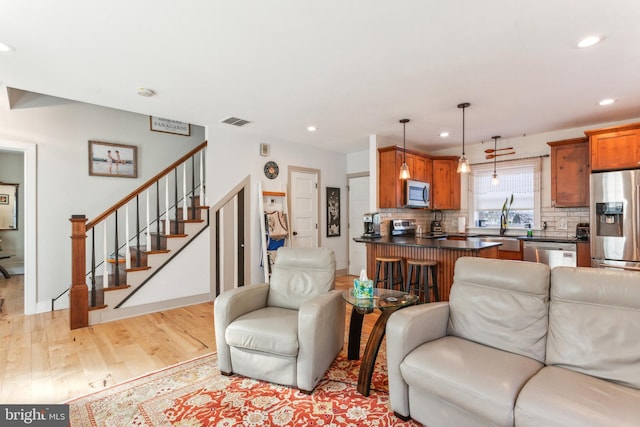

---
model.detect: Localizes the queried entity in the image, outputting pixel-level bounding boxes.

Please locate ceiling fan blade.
[484,147,514,154]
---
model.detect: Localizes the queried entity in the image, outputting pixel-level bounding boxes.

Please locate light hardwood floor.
[0,274,376,404]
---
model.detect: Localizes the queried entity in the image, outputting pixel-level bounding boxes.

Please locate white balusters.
[103,219,108,286]
[125,205,131,269]
[165,178,170,236]
[199,150,204,205]
[146,189,151,250]
[182,164,188,220]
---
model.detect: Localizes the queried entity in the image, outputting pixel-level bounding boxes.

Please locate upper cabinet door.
[586,124,640,172]
[432,158,461,210]
[548,137,589,207]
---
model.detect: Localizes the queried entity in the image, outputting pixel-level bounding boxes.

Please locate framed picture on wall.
[88,140,138,178]
[326,187,340,237]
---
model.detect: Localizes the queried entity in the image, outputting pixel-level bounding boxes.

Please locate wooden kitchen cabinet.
[548,137,589,207]
[431,157,461,210]
[378,146,432,208]
[585,122,640,172]
[577,241,591,267]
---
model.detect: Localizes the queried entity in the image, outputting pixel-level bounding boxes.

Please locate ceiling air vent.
[221,116,251,127]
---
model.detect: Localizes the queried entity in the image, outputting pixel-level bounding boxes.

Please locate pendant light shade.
[456,103,471,174]
[399,118,411,180]
[491,135,500,185]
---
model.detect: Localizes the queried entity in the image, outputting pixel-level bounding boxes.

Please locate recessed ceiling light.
[598,98,616,106]
[440,131,450,138]
[307,126,317,132]
[0,42,14,52]
[137,87,156,97]
[577,36,602,48]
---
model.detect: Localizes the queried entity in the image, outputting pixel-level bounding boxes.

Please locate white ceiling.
[1,1,639,153]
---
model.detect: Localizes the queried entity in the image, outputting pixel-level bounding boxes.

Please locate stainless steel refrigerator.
[590,170,640,270]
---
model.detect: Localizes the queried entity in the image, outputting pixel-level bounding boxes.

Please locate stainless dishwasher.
[522,241,576,268]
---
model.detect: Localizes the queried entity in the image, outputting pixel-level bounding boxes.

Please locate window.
[469,157,541,230]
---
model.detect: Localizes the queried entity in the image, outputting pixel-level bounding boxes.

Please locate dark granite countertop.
[353,235,502,251]
[517,236,588,244]
[450,233,589,244]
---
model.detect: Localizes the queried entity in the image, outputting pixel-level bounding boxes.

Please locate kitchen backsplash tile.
[378,206,589,238]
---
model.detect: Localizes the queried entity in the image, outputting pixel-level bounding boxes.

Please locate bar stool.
[405,259,439,303]
[374,256,404,290]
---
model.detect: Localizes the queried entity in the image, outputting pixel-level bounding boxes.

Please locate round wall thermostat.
[264,161,279,179]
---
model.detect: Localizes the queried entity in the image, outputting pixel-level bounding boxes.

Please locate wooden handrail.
[87,141,207,230]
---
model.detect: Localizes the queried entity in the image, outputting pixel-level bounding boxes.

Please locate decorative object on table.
[263,161,279,179]
[354,269,374,299]
[500,194,514,236]
[326,186,340,237]
[149,116,191,136]
[398,118,411,180]
[456,102,471,174]
[88,140,138,178]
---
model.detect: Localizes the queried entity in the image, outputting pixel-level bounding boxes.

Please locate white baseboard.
[88,293,211,325]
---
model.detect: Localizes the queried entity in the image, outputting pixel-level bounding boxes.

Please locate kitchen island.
[354,235,501,301]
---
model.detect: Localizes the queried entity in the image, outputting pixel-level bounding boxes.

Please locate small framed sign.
[150,116,191,136]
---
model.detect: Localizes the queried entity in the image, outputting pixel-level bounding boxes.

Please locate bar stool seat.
[405,259,439,303]
[374,256,404,290]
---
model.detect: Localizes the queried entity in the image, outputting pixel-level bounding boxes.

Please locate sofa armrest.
[213,283,270,374]
[386,302,450,418]
[297,289,346,392]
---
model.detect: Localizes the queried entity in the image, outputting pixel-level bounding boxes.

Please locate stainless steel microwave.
[405,179,430,208]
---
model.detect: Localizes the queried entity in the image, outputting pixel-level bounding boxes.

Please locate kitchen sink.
[467,236,520,252]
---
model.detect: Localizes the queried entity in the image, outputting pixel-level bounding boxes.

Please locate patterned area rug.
[67,352,419,426]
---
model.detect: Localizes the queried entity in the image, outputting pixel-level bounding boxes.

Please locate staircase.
[69,141,208,329]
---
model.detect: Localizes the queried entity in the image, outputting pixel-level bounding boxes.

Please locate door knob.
[292,231,298,236]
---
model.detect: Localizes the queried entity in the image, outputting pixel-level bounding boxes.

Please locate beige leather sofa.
[387,257,640,426]
[214,247,344,393]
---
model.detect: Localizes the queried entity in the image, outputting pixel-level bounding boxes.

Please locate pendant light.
[456,102,471,174]
[399,118,411,180]
[491,135,500,185]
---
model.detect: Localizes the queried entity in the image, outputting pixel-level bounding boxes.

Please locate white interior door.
[290,170,318,248]
[348,175,369,275]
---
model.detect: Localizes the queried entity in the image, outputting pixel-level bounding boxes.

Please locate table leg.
[0,265,9,279]
[357,307,398,396]
[348,308,364,360]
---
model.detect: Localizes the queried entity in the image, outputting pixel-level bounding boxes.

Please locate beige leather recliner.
[387,257,551,426]
[214,247,345,393]
[387,256,640,426]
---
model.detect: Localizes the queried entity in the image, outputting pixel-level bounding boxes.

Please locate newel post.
[70,215,88,329]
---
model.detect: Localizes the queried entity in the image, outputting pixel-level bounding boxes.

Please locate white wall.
[0,92,207,313]
[347,149,369,174]
[206,126,348,284]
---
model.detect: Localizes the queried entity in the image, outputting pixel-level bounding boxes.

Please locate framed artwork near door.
[88,140,138,178]
[326,187,340,237]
